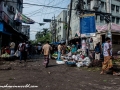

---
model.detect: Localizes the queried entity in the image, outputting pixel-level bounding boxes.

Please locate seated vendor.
[5,46,10,54]
[71,44,77,54]
[1,46,5,54]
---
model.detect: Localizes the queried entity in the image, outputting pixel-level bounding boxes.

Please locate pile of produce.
[52,53,58,59]
[1,53,10,58]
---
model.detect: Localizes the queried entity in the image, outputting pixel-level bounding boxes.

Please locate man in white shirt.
[100,37,118,75]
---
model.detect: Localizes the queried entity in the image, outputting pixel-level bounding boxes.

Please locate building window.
[59,35,61,40]
[68,10,69,16]
[58,20,59,25]
[96,15,97,20]
[111,4,115,11]
[116,6,119,13]
[101,1,104,9]
[116,17,119,24]
[112,17,115,23]
[60,18,61,22]
[4,1,7,7]
[100,16,104,23]
[59,26,61,31]
[58,28,59,33]
[104,3,106,10]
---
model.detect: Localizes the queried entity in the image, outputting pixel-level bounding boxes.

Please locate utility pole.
[54,15,56,42]
[66,0,73,45]
[106,0,112,39]
[51,17,54,42]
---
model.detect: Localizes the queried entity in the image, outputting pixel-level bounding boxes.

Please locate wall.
[56,10,67,41]
[2,0,16,20]
[69,0,80,39]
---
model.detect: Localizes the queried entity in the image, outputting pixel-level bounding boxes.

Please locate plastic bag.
[14,50,20,57]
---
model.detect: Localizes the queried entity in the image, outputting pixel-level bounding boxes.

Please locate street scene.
[0,0,120,90]
[0,55,120,90]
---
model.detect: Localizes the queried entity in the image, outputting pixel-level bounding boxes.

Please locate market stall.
[96,23,120,54]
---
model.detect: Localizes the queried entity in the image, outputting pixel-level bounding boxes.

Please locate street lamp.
[39,23,45,26]
[35,22,45,26]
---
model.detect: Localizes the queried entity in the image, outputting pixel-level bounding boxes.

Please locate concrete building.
[56,10,67,42]
[0,0,28,51]
[50,17,57,42]
[68,0,120,40]
[67,0,80,40]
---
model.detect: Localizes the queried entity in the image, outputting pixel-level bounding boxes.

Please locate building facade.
[56,10,67,42]
[0,0,28,51]
[50,16,57,42]
[68,0,120,40]
[67,0,80,40]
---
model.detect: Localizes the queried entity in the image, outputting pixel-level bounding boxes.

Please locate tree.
[35,29,51,44]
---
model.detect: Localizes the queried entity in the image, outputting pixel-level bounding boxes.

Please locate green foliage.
[29,40,37,45]
[35,29,51,44]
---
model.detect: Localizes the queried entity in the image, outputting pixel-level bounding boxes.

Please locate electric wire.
[25,0,56,16]
[5,0,70,10]
[25,0,67,16]
[30,0,67,17]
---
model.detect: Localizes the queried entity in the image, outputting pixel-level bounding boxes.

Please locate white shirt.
[37,45,42,50]
[89,43,94,50]
[103,42,111,56]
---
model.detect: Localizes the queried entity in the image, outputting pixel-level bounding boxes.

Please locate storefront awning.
[0,31,12,35]
[96,23,120,32]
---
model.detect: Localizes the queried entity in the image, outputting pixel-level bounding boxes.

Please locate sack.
[15,50,20,57]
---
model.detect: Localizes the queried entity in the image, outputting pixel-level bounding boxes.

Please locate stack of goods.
[1,53,10,58]
[52,52,58,59]
[62,49,91,67]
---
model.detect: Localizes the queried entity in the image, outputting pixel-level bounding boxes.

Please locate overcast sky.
[23,0,70,40]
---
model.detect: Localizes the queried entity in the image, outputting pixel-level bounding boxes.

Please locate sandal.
[113,73,120,76]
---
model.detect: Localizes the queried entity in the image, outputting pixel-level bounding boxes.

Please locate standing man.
[10,41,15,55]
[57,43,62,61]
[18,41,27,63]
[37,44,42,55]
[100,37,119,75]
[42,41,52,68]
[94,43,101,60]
[76,42,81,50]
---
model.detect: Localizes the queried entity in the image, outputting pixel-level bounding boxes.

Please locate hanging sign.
[80,14,96,37]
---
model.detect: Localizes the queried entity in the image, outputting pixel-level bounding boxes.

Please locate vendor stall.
[96,23,120,54]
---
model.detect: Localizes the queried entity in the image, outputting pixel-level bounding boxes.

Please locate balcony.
[0,11,21,32]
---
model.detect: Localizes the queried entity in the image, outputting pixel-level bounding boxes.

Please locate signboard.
[80,14,96,37]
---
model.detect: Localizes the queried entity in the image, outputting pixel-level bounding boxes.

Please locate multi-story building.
[0,0,29,51]
[68,0,120,40]
[56,10,67,42]
[67,0,80,40]
[97,0,120,25]
[50,17,57,42]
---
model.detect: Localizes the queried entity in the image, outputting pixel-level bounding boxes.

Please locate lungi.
[44,55,49,67]
[102,56,113,71]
